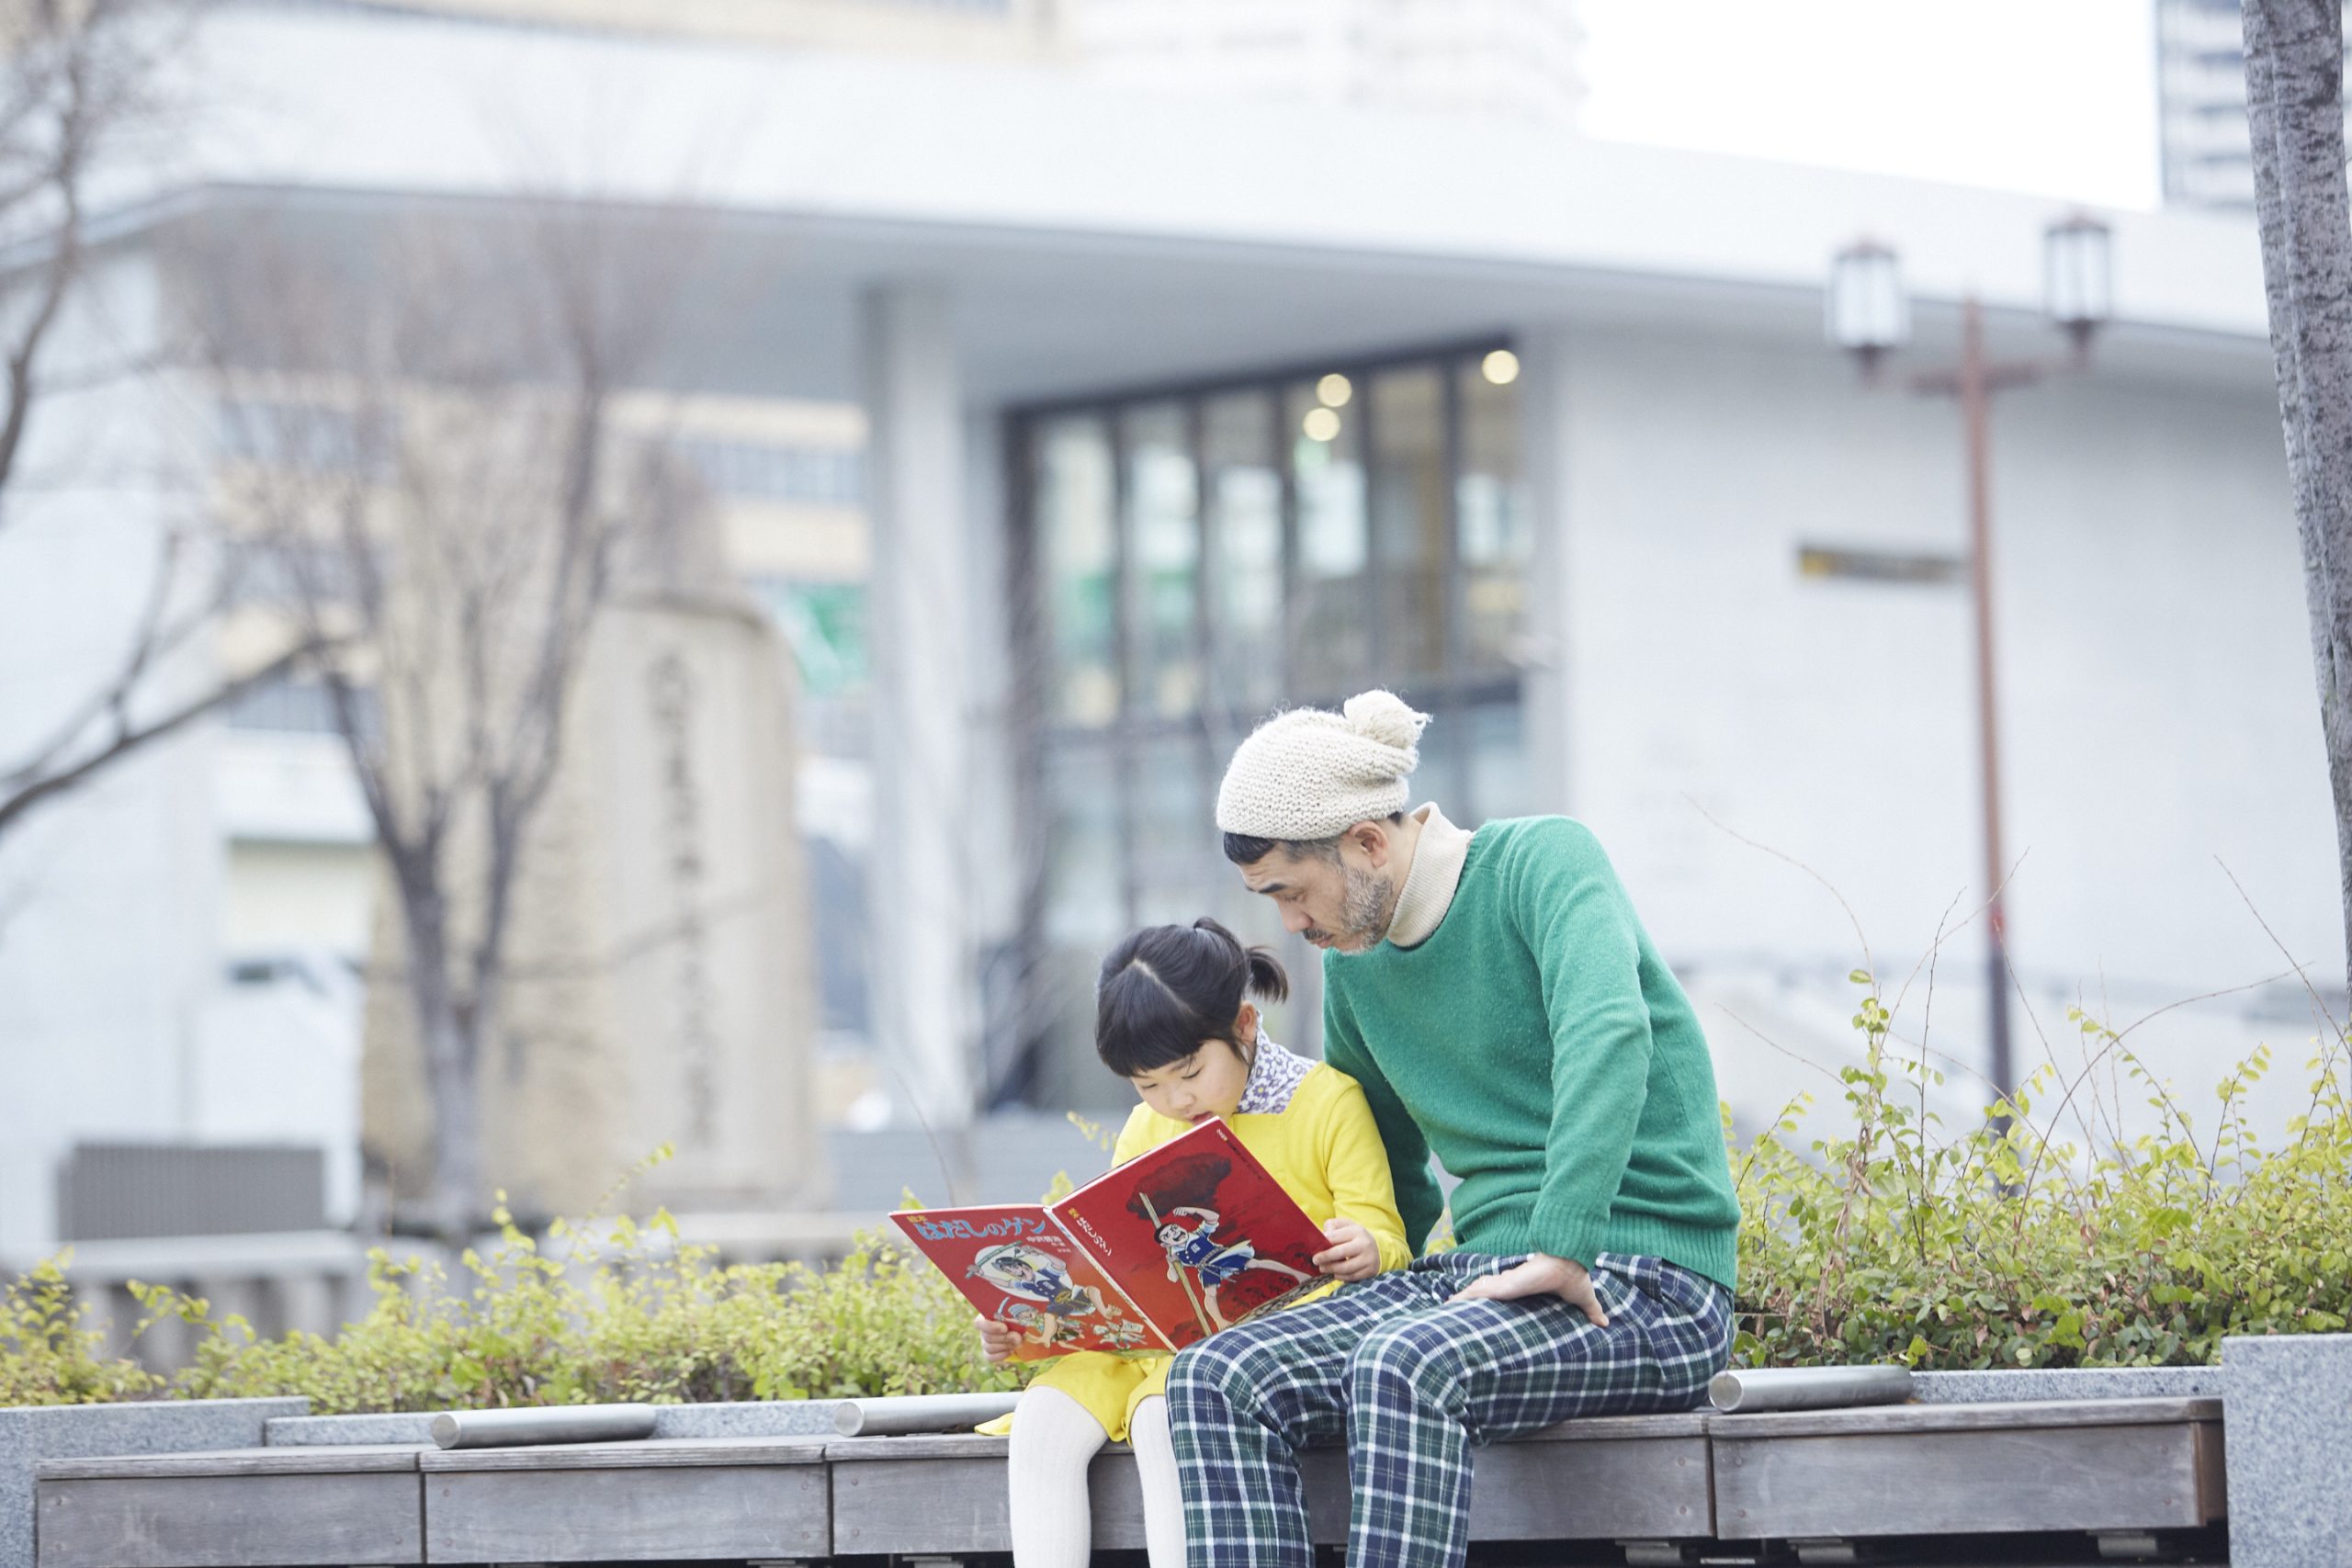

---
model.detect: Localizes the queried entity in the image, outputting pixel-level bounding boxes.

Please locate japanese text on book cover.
[890,1205,1163,1359]
[1049,1119,1329,1351]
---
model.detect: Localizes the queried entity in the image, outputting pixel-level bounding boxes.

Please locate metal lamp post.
[1826,216,2115,1106]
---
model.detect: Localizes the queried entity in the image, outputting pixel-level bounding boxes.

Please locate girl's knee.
[1127,1394,1172,1459]
[1008,1384,1110,1468]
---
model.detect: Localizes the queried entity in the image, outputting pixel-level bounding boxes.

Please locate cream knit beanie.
[1216,691,1432,841]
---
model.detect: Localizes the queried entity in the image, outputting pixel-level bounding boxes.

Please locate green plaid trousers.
[1166,1250,1732,1568]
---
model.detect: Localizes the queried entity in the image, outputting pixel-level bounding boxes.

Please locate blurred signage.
[1797,544,1964,586]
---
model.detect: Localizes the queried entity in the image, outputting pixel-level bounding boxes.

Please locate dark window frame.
[1001,335,1526,1108]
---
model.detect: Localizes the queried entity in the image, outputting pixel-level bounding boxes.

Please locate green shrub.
[1733,972,2352,1371]
[173,1207,1022,1413]
[0,1258,169,1406]
[6,983,2348,1410]
[3,1201,1023,1412]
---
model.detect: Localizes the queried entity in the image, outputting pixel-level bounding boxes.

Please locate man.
[1167,690,1741,1568]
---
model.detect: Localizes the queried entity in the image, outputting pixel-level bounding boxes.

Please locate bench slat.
[419,1436,827,1472]
[830,1448,1340,1552]
[38,1472,424,1568]
[1515,1411,1713,1442]
[1473,1435,1713,1540]
[425,1465,831,1562]
[830,1431,1713,1551]
[1714,1419,2224,1539]
[37,1445,425,1481]
[1709,1394,2222,1440]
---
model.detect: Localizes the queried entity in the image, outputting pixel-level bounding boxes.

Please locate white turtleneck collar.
[1381,802,1475,950]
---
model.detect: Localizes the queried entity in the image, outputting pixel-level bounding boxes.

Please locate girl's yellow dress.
[981,1040,1411,1442]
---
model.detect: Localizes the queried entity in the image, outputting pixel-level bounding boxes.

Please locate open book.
[891,1117,1331,1359]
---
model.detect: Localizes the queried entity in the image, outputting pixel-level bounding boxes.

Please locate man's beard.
[1306,865,1396,953]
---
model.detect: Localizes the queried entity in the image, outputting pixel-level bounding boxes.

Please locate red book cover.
[1049,1118,1329,1352]
[889,1205,1168,1359]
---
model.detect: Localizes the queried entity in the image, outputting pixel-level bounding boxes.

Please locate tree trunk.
[2244,0,2352,997]
[401,899,483,1246]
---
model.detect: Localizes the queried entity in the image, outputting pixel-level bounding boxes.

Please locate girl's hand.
[977,1314,1018,1364]
[1311,1218,1378,1282]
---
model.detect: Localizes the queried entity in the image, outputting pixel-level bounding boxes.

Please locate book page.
[1049,1120,1331,1351]
[889,1205,1169,1359]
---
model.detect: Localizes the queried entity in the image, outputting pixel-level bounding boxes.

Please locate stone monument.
[362,566,825,1224]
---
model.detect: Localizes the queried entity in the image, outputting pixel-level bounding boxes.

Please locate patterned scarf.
[1235,1030,1314,1116]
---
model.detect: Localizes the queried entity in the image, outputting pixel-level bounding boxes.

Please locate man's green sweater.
[1321,816,1741,1290]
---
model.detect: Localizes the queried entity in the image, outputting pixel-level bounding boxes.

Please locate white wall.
[0,252,373,1263]
[1532,324,2340,1142]
[0,252,227,1262]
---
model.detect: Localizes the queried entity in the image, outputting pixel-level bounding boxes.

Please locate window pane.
[1285,379,1367,698]
[1464,698,1533,821]
[1202,390,1282,717]
[1457,359,1532,672]
[1367,366,1448,682]
[1040,742,1129,1110]
[1044,743,1124,945]
[1036,416,1119,725]
[1402,688,1464,819]
[1123,402,1201,719]
[1131,728,1214,925]
[1018,355,1532,1105]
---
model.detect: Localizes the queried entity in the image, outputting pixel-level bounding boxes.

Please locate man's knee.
[1170,1319,1331,1427]
[1345,1315,1461,1409]
[1167,1337,1249,1414]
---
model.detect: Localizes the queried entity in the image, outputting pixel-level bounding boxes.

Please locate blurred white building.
[1077,0,1585,125]
[0,0,2342,1281]
[2156,0,2352,210]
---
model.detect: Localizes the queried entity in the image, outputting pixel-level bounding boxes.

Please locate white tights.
[1006,1384,1185,1568]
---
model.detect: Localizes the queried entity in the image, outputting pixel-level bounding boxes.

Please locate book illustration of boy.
[968,1241,1103,1323]
[1146,1201,1313,1332]
[1001,1295,1155,1354]
[995,1298,1091,1353]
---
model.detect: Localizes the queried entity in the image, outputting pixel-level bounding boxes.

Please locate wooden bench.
[420,1437,829,1563]
[34,1446,426,1568]
[31,1395,2226,1565]
[1710,1396,2226,1547]
[827,1412,1713,1554]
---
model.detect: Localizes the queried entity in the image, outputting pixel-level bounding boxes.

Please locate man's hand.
[1311,1218,1378,1282]
[977,1314,1018,1364]
[1446,1251,1609,1326]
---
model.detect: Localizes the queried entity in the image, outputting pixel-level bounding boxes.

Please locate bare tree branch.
[0,0,298,849]
[0,635,325,839]
[182,197,707,1242]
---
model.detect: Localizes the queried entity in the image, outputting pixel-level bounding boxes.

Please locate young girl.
[977,917,1411,1568]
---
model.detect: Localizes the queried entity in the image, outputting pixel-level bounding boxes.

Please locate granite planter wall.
[2222,1332,2352,1568]
[1909,1365,2229,1403]
[0,1396,308,1568]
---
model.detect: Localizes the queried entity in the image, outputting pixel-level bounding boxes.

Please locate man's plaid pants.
[1166,1250,1733,1568]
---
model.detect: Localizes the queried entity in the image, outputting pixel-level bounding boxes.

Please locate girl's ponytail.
[1189,916,1287,1004]
[1243,944,1290,1005]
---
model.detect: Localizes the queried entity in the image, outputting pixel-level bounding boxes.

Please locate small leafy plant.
[172,1203,1022,1413]
[6,976,2347,1409]
[1732,968,2352,1370]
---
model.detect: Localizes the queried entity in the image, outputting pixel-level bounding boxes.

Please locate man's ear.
[1347,818,1395,871]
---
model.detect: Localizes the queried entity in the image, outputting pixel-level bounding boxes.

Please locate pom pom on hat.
[1216,690,1432,841]
[1341,689,1430,753]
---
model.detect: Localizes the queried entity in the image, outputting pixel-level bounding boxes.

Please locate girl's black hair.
[1095,917,1289,1077]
